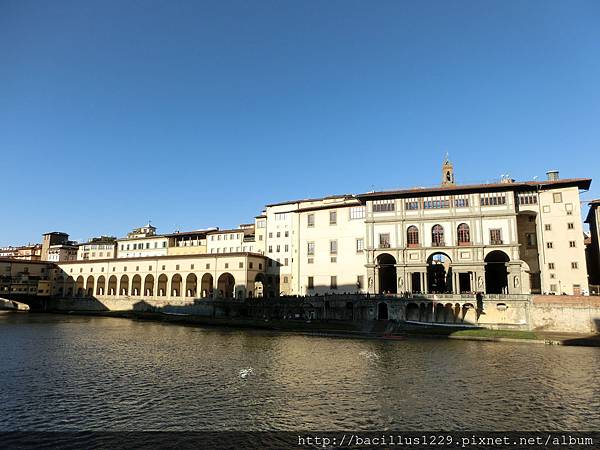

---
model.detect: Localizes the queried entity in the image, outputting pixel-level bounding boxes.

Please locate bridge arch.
[75,276,84,297]
[157,274,168,296]
[144,274,154,296]
[131,275,142,296]
[85,276,94,297]
[96,275,106,296]
[108,275,117,295]
[200,273,213,298]
[185,273,197,297]
[171,274,182,296]
[217,272,235,298]
[119,275,129,296]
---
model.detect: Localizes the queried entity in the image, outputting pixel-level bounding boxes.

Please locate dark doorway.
[411,272,421,293]
[484,251,510,294]
[459,272,471,293]
[377,253,397,294]
[378,302,389,320]
[427,253,452,293]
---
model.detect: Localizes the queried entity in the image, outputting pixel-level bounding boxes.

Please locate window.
[457,223,470,244]
[146,243,150,249]
[553,192,563,203]
[275,212,289,221]
[550,273,555,279]
[357,275,364,289]
[276,232,280,238]
[547,242,553,249]
[550,284,557,292]
[405,199,419,210]
[239,262,243,268]
[259,235,263,241]
[571,262,578,269]
[307,214,315,227]
[162,242,166,248]
[480,193,507,206]
[526,233,537,247]
[268,246,273,253]
[432,225,444,246]
[379,233,390,248]
[268,232,273,238]
[518,193,538,205]
[307,242,315,256]
[258,263,262,270]
[569,241,576,248]
[285,231,289,237]
[545,224,551,231]
[307,276,314,289]
[224,263,229,269]
[162,265,166,270]
[257,220,266,228]
[356,238,364,252]
[175,265,179,270]
[330,276,337,289]
[373,199,395,212]
[567,223,574,230]
[276,245,280,252]
[548,263,555,270]
[349,206,366,219]
[283,276,288,283]
[284,258,288,266]
[284,244,289,252]
[329,210,337,225]
[407,226,419,246]
[454,196,469,208]
[423,196,450,209]
[490,229,503,245]
[330,240,338,255]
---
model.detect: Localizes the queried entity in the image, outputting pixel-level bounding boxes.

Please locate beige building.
[206,227,257,254]
[585,199,600,289]
[0,244,42,261]
[77,236,117,260]
[54,252,268,301]
[116,224,168,258]
[260,161,590,297]
[41,231,78,262]
[0,258,53,297]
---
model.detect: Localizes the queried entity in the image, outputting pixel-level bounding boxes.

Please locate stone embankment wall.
[46,294,600,334]
[530,295,600,334]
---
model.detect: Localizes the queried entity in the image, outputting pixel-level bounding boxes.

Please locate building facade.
[260,163,590,297]
[585,199,600,290]
[77,236,117,261]
[53,252,269,301]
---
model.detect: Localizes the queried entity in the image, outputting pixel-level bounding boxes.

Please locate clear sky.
[1,0,599,246]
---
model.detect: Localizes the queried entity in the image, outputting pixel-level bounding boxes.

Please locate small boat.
[382,334,405,340]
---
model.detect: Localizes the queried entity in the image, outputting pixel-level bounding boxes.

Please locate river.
[1,312,599,431]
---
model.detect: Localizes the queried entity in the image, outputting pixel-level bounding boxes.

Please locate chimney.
[546,170,560,181]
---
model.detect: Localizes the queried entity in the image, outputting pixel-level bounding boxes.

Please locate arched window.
[407,226,419,246]
[432,225,444,246]
[457,223,470,244]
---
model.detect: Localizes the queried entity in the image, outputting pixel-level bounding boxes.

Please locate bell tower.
[441,153,455,185]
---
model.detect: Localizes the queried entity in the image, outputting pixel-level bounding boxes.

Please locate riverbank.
[38,310,600,347]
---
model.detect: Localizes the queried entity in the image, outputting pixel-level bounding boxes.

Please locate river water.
[1,312,599,431]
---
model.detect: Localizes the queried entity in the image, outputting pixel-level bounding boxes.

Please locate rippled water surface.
[1,313,599,431]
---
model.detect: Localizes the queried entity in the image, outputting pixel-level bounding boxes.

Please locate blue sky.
[1,0,599,245]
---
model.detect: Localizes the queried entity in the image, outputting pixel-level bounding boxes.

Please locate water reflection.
[0,313,599,431]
